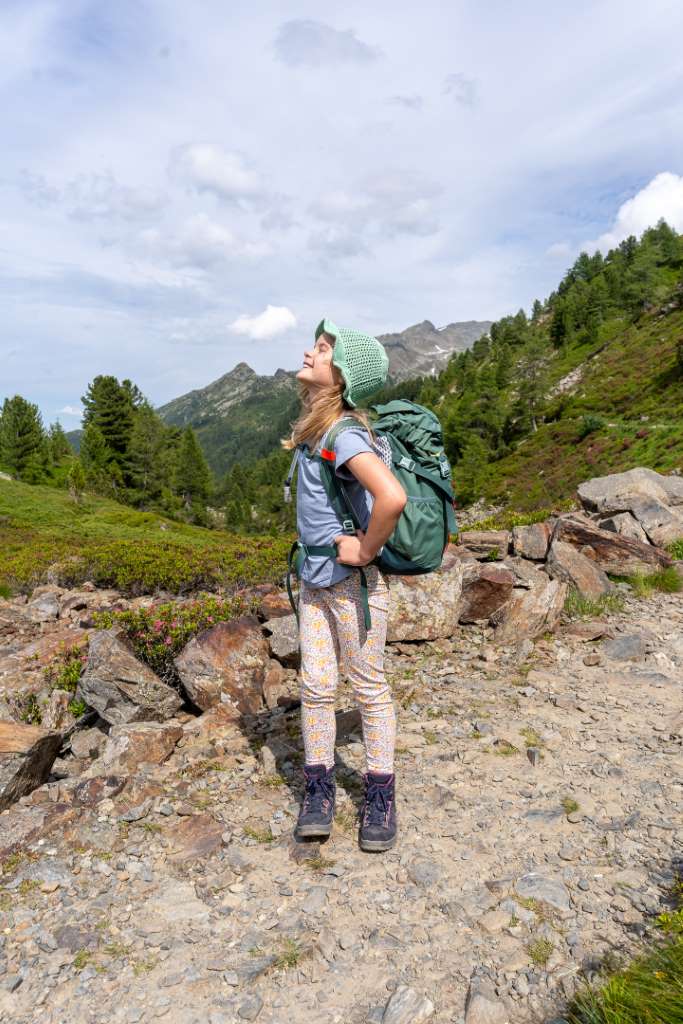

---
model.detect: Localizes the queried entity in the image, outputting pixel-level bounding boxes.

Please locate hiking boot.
[296,763,336,838]
[359,771,397,852]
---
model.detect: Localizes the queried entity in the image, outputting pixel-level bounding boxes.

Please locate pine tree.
[514,339,549,432]
[175,427,212,509]
[81,375,134,475]
[454,434,491,506]
[0,396,48,480]
[67,460,86,503]
[48,421,72,463]
[128,403,166,501]
[80,423,111,487]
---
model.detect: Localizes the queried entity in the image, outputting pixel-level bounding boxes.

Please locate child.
[281,317,407,852]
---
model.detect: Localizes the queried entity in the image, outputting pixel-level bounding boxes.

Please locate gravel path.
[1,585,681,1024]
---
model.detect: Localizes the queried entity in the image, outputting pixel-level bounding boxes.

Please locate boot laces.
[363,778,391,827]
[302,771,334,815]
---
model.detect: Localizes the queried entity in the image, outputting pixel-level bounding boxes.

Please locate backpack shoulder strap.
[319,416,363,458]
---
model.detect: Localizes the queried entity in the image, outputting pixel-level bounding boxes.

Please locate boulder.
[262,659,298,710]
[578,467,683,512]
[181,703,243,747]
[58,591,93,616]
[545,540,612,598]
[253,588,295,621]
[91,720,183,774]
[598,512,649,544]
[0,800,80,860]
[552,516,672,575]
[490,569,566,641]
[26,590,61,623]
[261,613,300,668]
[0,721,63,811]
[71,774,127,806]
[387,552,466,642]
[40,689,76,732]
[70,726,107,760]
[174,615,270,713]
[511,522,551,561]
[458,531,510,560]
[628,497,683,546]
[458,564,514,623]
[77,628,183,725]
[167,812,224,865]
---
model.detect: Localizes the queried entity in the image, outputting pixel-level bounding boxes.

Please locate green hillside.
[479,303,683,508]
[0,478,291,596]
[414,219,683,510]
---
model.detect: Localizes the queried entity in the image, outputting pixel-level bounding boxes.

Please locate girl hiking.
[281,317,407,852]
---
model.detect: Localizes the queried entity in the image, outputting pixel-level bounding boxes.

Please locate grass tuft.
[527,938,554,966]
[631,567,682,596]
[565,937,683,1024]
[564,588,625,619]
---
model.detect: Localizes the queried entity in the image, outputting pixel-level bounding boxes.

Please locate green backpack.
[284,400,458,631]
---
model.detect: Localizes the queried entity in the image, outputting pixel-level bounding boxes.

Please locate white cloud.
[229,305,297,340]
[273,19,380,66]
[387,95,424,110]
[546,241,572,258]
[443,73,478,106]
[57,404,82,416]
[308,172,442,251]
[169,143,262,203]
[4,1,683,423]
[581,172,683,254]
[139,213,271,269]
[20,170,164,222]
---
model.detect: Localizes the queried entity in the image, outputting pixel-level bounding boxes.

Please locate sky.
[2,0,683,428]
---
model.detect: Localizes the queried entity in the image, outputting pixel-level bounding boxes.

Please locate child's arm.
[334,452,406,566]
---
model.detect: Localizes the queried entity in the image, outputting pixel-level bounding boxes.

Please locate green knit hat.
[315,317,389,408]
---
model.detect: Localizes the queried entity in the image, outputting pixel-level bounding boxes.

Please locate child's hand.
[334,530,373,566]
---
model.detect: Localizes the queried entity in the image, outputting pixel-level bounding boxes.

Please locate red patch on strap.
[320,448,336,461]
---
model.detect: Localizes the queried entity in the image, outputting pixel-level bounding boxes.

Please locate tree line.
[2,219,681,524]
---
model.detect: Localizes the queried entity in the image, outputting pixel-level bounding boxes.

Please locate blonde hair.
[280,363,377,452]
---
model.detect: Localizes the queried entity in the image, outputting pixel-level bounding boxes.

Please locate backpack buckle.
[438,457,450,478]
[398,456,415,471]
[341,518,355,533]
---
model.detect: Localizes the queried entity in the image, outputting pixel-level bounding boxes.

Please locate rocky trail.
[1,467,682,1024]
[1,584,681,1024]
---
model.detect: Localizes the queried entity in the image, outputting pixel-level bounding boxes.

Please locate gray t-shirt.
[296,420,376,588]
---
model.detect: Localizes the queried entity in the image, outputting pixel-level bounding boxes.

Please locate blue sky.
[2,0,683,427]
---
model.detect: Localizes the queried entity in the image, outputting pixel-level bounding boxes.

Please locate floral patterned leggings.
[299,563,396,773]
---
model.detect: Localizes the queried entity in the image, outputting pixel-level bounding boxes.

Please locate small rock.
[559,845,579,862]
[464,980,508,1024]
[381,984,435,1024]
[515,873,571,914]
[407,859,442,888]
[478,910,509,934]
[237,994,264,1020]
[602,635,647,662]
[302,886,327,914]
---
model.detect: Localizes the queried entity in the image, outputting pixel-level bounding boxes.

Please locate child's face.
[296,331,342,392]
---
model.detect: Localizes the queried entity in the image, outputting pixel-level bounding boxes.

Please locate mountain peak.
[229,361,256,376]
